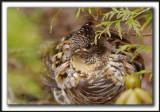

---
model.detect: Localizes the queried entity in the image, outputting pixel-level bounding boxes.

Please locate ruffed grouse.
[42,22,144,104]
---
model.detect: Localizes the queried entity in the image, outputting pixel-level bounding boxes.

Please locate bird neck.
[70,55,101,76]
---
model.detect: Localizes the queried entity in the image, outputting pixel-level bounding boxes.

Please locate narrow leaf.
[76,8,81,20]
[115,22,122,39]
[112,8,117,11]
[138,33,143,43]
[81,8,84,12]
[92,8,98,11]
[140,14,152,30]
[88,8,92,14]
[109,12,115,20]
[106,22,112,37]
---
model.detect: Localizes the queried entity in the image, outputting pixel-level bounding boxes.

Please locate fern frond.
[116,44,152,55]
[95,8,151,43]
[102,8,137,21]
[116,44,152,61]
[125,18,143,42]
[96,21,107,27]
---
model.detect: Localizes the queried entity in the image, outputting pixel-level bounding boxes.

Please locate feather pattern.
[43,22,144,104]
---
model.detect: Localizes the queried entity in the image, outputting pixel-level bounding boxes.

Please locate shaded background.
[7,8,152,104]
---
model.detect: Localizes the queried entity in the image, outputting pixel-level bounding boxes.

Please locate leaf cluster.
[75,8,152,45]
[75,8,153,79]
[116,44,152,54]
[116,44,152,61]
[49,8,153,104]
[96,8,151,43]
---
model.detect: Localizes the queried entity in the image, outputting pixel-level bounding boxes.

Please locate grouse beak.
[66,50,74,59]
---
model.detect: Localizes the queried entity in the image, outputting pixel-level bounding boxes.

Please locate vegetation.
[50,7,153,104]
[8,8,56,104]
[8,7,152,104]
[75,8,152,71]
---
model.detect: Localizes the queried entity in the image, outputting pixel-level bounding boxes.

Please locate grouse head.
[66,22,106,63]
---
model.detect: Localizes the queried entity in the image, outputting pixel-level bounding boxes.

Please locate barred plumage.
[42,22,144,104]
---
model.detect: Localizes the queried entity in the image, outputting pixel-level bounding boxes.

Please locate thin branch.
[135,8,151,17]
[50,8,64,34]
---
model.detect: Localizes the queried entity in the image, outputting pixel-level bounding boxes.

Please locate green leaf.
[138,33,143,43]
[112,8,117,11]
[116,44,152,55]
[117,12,124,19]
[76,8,81,20]
[134,20,141,27]
[94,34,98,45]
[106,22,112,37]
[92,8,98,11]
[109,11,115,20]
[79,14,91,19]
[88,8,92,14]
[127,25,132,35]
[115,21,122,39]
[140,13,152,30]
[131,70,152,77]
[50,8,64,34]
[126,18,143,42]
[133,8,145,13]
[94,32,103,45]
[149,72,152,81]
[117,11,123,19]
[103,13,109,20]
[96,21,107,27]
[120,8,124,11]
[81,8,84,12]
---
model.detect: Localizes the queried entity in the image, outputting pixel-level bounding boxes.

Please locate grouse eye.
[85,44,91,49]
